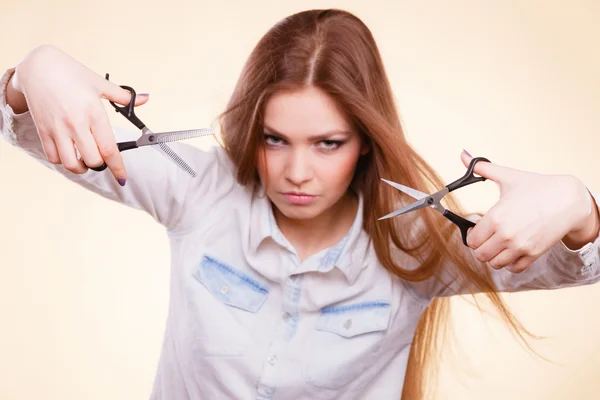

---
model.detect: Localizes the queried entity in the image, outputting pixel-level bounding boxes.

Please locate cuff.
[1,67,37,146]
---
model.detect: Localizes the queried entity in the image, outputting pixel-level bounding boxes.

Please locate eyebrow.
[263,126,353,142]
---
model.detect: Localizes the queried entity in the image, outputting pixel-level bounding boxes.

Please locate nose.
[284,148,313,186]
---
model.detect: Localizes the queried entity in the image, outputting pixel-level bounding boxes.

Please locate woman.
[2,8,599,400]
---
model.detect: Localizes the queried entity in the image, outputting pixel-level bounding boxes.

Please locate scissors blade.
[134,128,198,177]
[136,128,214,147]
[378,179,436,221]
[151,142,198,178]
[378,197,429,220]
[155,128,214,144]
[381,179,429,200]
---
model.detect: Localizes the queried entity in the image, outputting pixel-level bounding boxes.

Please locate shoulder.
[173,143,251,233]
[186,144,239,196]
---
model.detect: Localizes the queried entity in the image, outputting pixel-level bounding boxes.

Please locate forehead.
[263,86,353,136]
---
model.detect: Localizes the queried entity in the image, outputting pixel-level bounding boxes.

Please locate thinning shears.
[84,73,214,177]
[379,157,491,246]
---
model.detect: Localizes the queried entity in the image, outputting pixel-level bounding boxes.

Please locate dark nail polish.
[117,178,126,186]
[463,149,472,157]
[138,93,149,98]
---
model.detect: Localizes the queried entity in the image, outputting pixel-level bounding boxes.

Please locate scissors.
[379,156,491,246]
[83,73,214,177]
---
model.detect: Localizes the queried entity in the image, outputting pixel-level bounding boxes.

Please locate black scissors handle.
[444,156,491,246]
[443,209,475,246]
[447,156,490,192]
[85,74,146,172]
[104,73,146,130]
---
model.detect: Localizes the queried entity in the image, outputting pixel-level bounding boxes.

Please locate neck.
[273,190,358,261]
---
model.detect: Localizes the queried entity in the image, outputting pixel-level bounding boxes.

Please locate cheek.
[321,151,360,187]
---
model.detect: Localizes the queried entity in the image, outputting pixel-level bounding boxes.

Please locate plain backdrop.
[1,1,599,399]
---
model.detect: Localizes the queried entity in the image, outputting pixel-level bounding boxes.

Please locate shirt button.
[268,355,278,365]
[220,284,229,294]
[343,319,352,330]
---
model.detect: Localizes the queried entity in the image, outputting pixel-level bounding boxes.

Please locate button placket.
[267,355,278,366]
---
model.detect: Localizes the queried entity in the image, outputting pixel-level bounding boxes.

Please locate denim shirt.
[2,67,600,400]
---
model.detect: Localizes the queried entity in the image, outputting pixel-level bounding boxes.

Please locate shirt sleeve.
[399,189,600,301]
[0,67,235,233]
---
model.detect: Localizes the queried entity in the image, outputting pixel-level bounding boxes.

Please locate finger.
[100,79,150,107]
[90,106,127,184]
[72,127,104,169]
[505,255,534,274]
[488,248,521,271]
[466,215,495,249]
[471,158,519,186]
[39,132,61,164]
[471,231,505,265]
[54,134,87,174]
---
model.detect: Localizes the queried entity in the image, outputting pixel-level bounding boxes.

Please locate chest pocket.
[303,301,391,390]
[189,255,270,356]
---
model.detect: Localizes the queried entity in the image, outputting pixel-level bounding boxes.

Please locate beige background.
[1,0,599,399]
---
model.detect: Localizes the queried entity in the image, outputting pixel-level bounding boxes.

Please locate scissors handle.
[84,141,138,172]
[84,74,145,172]
[105,73,146,130]
[444,156,491,246]
[443,209,475,246]
[447,156,491,192]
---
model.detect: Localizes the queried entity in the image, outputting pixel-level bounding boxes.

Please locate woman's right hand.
[7,44,149,185]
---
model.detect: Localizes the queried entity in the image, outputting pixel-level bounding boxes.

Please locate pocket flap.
[316,301,391,338]
[193,255,269,313]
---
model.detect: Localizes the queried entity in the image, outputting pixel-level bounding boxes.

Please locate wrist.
[6,45,57,114]
[562,183,600,250]
[6,70,28,114]
[573,183,596,233]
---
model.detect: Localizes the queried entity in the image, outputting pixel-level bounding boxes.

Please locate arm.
[473,190,600,294]
[1,54,232,233]
[398,190,600,301]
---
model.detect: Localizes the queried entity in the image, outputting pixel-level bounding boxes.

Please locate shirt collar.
[249,187,369,285]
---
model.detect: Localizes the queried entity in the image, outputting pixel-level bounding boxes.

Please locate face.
[257,86,367,222]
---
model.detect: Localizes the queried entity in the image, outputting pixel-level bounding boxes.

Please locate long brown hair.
[217,9,534,399]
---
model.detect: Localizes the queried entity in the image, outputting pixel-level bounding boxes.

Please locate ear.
[359,132,371,155]
[360,143,370,156]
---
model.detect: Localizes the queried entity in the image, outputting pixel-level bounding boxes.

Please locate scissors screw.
[148,135,155,142]
[427,197,434,205]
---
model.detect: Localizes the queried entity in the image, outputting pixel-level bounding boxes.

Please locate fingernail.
[462,149,472,157]
[138,93,150,98]
[117,178,126,186]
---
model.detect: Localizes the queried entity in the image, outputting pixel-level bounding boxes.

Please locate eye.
[317,140,344,151]
[264,134,284,147]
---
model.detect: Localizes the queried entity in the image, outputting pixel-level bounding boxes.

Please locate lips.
[283,191,314,197]
[281,192,317,205]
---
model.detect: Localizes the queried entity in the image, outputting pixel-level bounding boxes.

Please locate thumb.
[101,81,150,107]
[460,149,517,184]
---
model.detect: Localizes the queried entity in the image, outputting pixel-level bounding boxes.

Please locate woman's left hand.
[461,150,598,273]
